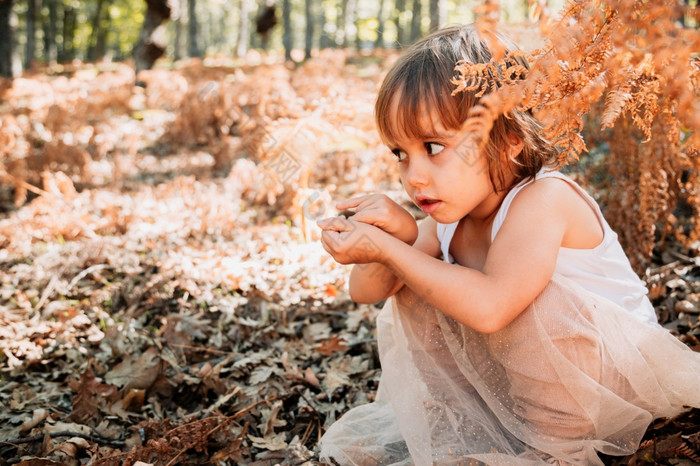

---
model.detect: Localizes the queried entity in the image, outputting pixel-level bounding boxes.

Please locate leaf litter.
[0,49,698,465]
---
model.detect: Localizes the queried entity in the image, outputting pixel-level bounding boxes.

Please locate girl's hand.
[336,194,418,244]
[317,216,387,265]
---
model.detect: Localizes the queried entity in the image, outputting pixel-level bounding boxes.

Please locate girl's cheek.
[398,171,411,191]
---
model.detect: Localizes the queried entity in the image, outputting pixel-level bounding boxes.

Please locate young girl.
[316,24,700,465]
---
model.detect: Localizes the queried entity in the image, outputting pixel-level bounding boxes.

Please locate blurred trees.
[0,0,541,78]
[186,0,200,57]
[0,0,12,78]
[24,0,36,68]
[133,0,176,72]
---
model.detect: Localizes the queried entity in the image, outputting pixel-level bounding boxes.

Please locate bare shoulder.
[510,176,603,249]
[510,176,588,211]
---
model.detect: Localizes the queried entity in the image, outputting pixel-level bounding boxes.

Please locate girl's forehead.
[385,92,451,141]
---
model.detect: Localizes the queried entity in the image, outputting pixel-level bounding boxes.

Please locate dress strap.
[436,221,459,264]
[490,171,605,243]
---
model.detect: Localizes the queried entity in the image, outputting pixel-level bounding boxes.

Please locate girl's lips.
[418,199,442,214]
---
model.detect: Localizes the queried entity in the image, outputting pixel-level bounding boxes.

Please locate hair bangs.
[376,44,474,147]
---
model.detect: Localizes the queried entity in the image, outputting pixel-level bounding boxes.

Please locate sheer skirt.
[319,275,700,465]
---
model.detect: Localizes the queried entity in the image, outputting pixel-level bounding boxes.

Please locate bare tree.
[43,0,58,64]
[394,0,406,47]
[255,0,277,51]
[133,0,176,73]
[174,14,183,60]
[87,0,109,61]
[304,0,314,59]
[375,0,386,48]
[282,0,291,60]
[341,0,357,47]
[0,0,12,78]
[61,3,77,62]
[25,0,37,69]
[236,0,252,57]
[409,0,421,43]
[319,5,332,49]
[187,0,200,57]
[429,0,445,33]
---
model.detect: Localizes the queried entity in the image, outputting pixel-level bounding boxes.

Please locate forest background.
[1,0,700,464]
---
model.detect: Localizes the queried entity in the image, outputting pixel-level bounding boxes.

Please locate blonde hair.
[375,24,558,191]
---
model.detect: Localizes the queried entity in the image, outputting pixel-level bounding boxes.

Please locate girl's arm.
[320,180,586,333]
[348,217,441,303]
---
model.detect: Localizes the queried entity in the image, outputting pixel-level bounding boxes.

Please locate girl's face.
[385,99,512,224]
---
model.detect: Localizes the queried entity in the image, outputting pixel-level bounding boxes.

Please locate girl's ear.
[507,133,524,160]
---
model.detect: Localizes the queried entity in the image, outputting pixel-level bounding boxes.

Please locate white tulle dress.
[319,172,700,465]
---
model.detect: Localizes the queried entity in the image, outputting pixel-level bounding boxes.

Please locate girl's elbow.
[474,319,508,334]
[473,303,525,334]
[468,306,513,334]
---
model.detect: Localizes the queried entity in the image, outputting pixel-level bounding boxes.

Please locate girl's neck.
[467,182,512,225]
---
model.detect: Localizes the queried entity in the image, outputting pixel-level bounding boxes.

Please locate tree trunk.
[236,0,251,57]
[87,0,105,61]
[60,4,76,62]
[187,0,200,57]
[0,0,13,78]
[282,0,291,60]
[133,0,174,73]
[335,2,342,45]
[354,1,361,50]
[95,5,110,60]
[319,5,331,49]
[173,17,181,60]
[255,0,277,51]
[429,0,445,33]
[25,0,37,69]
[43,0,57,64]
[217,6,227,50]
[304,0,314,59]
[410,0,421,43]
[374,0,385,48]
[342,0,356,48]
[394,0,406,47]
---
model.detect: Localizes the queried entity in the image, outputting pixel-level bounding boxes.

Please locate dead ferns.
[453,0,700,271]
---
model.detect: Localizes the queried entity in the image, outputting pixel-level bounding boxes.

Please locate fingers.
[319,227,354,264]
[335,194,391,227]
[317,216,355,232]
[349,207,380,225]
[335,194,374,211]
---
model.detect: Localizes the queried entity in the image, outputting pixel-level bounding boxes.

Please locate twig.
[230,395,284,420]
[300,418,315,446]
[0,172,49,197]
[170,343,232,355]
[34,275,60,311]
[0,431,125,448]
[65,264,112,294]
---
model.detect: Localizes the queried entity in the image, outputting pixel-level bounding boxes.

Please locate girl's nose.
[404,156,430,188]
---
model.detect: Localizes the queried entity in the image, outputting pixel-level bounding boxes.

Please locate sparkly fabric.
[319,275,700,465]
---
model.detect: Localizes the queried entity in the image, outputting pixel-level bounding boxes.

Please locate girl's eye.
[425,142,445,156]
[392,149,407,162]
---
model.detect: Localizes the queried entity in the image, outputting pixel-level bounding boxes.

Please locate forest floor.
[0,50,699,465]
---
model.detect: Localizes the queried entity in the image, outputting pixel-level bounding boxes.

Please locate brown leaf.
[68,365,117,425]
[20,408,49,434]
[325,283,339,297]
[314,334,349,356]
[122,388,147,411]
[105,346,162,392]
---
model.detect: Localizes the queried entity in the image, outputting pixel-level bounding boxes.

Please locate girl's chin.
[426,209,460,224]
